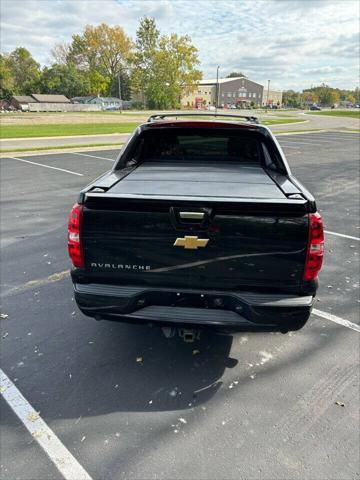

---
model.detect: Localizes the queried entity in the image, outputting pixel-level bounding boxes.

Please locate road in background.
[1,132,359,480]
[1,110,358,152]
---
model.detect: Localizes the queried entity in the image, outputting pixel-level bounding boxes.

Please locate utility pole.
[118,71,122,114]
[266,79,271,108]
[215,65,220,114]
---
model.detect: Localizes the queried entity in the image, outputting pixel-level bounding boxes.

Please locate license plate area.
[126,290,248,316]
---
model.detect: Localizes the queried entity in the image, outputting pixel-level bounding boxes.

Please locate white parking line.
[318,137,358,141]
[280,137,358,146]
[278,144,300,149]
[279,139,336,146]
[325,230,360,241]
[0,369,93,480]
[72,152,115,162]
[312,309,360,333]
[276,130,328,137]
[9,157,83,176]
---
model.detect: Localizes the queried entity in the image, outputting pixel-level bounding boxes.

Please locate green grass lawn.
[0,122,141,139]
[0,118,305,139]
[308,110,360,119]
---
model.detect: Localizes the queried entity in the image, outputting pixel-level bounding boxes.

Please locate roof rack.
[147,112,259,124]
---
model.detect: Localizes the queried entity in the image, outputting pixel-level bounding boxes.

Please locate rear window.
[130,128,262,165]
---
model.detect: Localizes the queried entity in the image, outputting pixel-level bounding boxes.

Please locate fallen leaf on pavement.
[27,411,40,422]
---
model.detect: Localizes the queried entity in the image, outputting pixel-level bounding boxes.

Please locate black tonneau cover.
[107,162,286,200]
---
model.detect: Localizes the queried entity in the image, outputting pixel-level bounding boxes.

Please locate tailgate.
[82,196,309,292]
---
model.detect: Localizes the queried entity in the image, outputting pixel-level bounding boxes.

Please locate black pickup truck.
[68,114,324,333]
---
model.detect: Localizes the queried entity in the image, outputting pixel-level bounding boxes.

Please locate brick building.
[181,76,264,108]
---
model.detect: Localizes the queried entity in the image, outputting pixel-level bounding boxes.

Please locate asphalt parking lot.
[1,131,359,480]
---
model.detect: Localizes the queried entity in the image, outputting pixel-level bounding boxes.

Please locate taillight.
[303,212,324,281]
[68,203,84,268]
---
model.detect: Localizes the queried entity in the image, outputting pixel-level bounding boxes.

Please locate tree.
[0,54,15,98]
[110,69,131,100]
[88,70,110,96]
[69,23,133,96]
[133,17,202,108]
[328,90,340,105]
[283,90,302,107]
[303,83,340,106]
[152,34,202,108]
[301,91,319,105]
[6,47,40,94]
[315,84,340,106]
[51,43,71,65]
[65,23,133,98]
[134,17,159,68]
[354,87,360,103]
[39,63,91,98]
[226,71,246,78]
[131,17,160,105]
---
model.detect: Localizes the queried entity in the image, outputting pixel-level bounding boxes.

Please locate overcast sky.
[1,0,359,90]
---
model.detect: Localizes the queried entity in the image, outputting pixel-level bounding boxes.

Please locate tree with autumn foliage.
[0,22,205,103]
[301,91,319,105]
[67,23,133,96]
[303,83,340,106]
[132,17,202,109]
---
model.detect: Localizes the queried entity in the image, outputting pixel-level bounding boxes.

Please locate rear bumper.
[73,283,314,332]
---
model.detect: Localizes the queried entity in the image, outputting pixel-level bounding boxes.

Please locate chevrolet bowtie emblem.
[174,236,209,250]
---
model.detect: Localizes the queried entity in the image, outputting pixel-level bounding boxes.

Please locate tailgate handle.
[170,207,212,230]
[179,211,205,220]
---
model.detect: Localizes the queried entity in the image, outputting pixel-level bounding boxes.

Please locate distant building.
[0,99,10,110]
[72,96,131,110]
[90,96,122,109]
[2,92,134,112]
[262,89,283,106]
[9,95,35,111]
[181,77,264,108]
[3,93,108,112]
[28,94,73,112]
[181,84,215,108]
[71,96,95,104]
[31,94,71,103]
[6,94,71,111]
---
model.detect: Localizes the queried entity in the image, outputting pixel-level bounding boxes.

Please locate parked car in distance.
[310,105,321,111]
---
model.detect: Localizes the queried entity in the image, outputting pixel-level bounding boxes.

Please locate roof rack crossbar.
[147,112,259,124]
